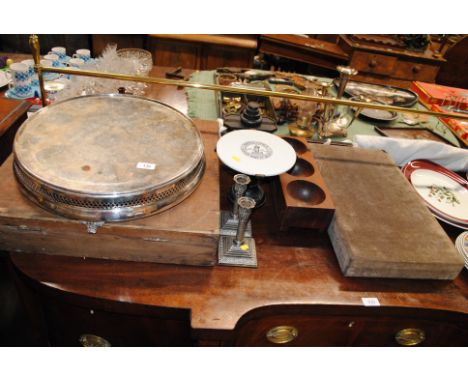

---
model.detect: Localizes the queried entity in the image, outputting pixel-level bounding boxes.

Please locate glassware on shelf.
[116,48,153,76]
[116,48,153,96]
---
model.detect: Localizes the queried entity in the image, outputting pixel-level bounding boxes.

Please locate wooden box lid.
[313,144,464,280]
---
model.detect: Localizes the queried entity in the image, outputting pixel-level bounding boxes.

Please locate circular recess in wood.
[287,180,325,205]
[283,137,307,154]
[287,158,314,177]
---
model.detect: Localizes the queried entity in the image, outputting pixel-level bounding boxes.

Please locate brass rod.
[41,66,468,121]
[29,35,47,106]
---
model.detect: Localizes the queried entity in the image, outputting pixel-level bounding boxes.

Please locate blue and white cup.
[50,46,67,61]
[40,59,53,68]
[21,59,39,87]
[73,49,91,62]
[68,57,84,68]
[43,53,61,67]
[8,62,32,97]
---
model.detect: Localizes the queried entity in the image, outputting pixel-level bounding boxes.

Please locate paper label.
[361,297,380,307]
[136,162,156,170]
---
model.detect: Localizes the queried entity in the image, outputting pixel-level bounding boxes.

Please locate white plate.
[455,232,468,269]
[456,231,468,256]
[216,130,296,177]
[410,169,468,222]
[0,71,9,88]
[431,209,468,230]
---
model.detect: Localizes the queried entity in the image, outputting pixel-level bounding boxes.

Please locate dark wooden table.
[2,54,468,346]
[0,98,30,165]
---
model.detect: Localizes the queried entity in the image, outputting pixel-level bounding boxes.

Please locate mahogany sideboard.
[1,61,468,346]
[6,159,468,347]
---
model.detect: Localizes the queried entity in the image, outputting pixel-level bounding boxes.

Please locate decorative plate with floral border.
[403,160,468,227]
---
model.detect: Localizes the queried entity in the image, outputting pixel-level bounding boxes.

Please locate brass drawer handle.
[79,334,111,347]
[368,59,378,68]
[395,328,426,346]
[266,325,298,344]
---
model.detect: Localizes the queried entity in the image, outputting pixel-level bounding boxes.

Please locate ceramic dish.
[455,231,468,269]
[430,208,468,230]
[216,130,296,177]
[359,107,398,122]
[402,160,468,228]
[43,72,60,81]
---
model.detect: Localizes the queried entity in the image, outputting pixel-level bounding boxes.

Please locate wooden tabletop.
[3,53,468,337]
[10,168,468,333]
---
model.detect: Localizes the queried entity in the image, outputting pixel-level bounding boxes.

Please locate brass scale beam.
[29,35,468,122]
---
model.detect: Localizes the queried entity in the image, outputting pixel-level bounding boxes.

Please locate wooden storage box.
[313,144,464,280]
[0,120,220,266]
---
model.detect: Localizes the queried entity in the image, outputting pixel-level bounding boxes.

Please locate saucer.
[5,88,34,100]
[44,72,60,81]
[59,55,72,63]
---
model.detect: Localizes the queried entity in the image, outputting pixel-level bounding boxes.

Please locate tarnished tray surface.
[14,94,204,196]
[13,94,205,222]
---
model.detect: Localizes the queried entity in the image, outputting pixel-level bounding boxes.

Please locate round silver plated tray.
[332,78,419,107]
[13,94,205,222]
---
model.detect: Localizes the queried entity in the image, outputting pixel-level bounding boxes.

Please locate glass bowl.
[116,48,153,76]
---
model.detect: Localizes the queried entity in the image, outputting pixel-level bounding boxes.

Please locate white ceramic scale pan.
[216,130,297,177]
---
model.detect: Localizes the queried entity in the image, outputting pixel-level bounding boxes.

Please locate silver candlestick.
[232,174,251,219]
[218,196,257,267]
[234,196,255,245]
[220,174,252,237]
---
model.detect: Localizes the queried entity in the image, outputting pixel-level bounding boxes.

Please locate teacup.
[68,58,84,68]
[50,46,67,60]
[40,59,53,68]
[8,62,32,97]
[21,59,39,87]
[73,49,91,62]
[43,54,61,67]
[40,59,58,81]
